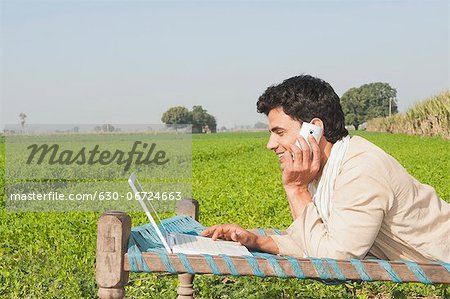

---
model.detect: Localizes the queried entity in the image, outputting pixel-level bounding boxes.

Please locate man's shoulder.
[340,135,399,179]
[346,135,387,161]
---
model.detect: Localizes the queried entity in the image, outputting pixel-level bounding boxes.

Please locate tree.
[254,121,268,129]
[190,105,217,133]
[341,82,398,130]
[161,105,217,133]
[161,106,192,129]
[161,105,216,133]
[94,124,115,132]
[101,124,115,132]
[19,113,27,129]
[201,110,217,133]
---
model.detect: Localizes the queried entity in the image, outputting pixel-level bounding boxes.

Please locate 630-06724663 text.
[8,191,183,201]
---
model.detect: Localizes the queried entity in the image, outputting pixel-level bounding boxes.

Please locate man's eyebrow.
[268,126,285,133]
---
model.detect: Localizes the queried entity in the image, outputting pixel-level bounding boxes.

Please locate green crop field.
[0,131,449,298]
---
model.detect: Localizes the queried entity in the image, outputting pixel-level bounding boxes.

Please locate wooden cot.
[95,199,450,299]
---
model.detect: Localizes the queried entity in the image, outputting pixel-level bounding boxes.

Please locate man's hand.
[280,134,320,219]
[201,224,280,254]
[281,134,321,192]
[200,224,259,250]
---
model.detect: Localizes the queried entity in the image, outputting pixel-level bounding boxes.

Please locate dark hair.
[256,75,348,143]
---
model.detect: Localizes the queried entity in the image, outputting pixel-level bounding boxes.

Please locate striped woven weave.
[127,216,450,284]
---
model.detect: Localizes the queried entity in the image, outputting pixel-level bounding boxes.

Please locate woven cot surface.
[126,216,450,284]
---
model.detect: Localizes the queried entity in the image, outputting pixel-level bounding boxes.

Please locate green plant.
[0,131,449,298]
[366,90,450,139]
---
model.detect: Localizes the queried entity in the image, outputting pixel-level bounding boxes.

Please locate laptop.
[128,173,252,256]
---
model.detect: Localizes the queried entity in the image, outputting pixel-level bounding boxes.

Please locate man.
[201,75,450,262]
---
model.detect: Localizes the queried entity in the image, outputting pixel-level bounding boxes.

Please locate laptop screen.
[128,173,171,252]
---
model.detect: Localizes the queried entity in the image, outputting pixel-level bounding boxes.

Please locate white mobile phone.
[295,122,322,151]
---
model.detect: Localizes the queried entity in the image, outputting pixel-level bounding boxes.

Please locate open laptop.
[128,173,252,256]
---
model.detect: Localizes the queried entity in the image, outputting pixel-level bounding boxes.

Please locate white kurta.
[270,136,450,262]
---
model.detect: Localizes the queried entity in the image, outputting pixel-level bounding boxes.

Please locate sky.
[0,0,449,129]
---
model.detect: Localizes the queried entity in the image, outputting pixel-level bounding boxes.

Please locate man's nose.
[266,134,278,151]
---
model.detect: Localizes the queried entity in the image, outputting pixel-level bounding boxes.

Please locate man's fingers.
[231,232,238,242]
[200,227,213,236]
[211,226,223,240]
[202,224,245,242]
[201,224,219,236]
[221,226,232,240]
[309,135,321,171]
[295,136,310,166]
[280,148,293,172]
[283,146,294,164]
[201,224,251,244]
[288,143,302,164]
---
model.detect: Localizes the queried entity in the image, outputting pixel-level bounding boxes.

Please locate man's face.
[266,107,301,168]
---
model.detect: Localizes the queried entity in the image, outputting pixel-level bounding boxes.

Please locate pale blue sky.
[1,0,448,129]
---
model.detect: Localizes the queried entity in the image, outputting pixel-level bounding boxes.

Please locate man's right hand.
[279,134,320,219]
[281,134,321,192]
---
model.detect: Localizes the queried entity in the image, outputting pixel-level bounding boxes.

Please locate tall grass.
[366,90,450,138]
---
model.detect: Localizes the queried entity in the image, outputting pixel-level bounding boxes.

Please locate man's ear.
[310,118,324,131]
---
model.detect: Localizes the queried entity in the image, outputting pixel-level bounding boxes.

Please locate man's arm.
[271,157,392,259]
[255,236,279,254]
[201,169,389,259]
[284,186,313,219]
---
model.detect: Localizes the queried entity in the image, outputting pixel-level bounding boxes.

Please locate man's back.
[346,136,450,262]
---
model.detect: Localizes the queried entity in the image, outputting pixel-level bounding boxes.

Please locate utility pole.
[389,97,392,117]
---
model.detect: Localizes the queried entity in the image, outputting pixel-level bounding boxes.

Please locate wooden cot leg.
[177,274,195,299]
[96,211,131,299]
[176,198,199,299]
